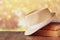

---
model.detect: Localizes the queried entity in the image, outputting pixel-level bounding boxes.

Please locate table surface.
[0,32,60,40]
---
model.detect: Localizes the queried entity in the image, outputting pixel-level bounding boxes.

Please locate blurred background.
[0,0,60,31]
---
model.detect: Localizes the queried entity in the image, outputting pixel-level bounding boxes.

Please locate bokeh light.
[0,0,60,31]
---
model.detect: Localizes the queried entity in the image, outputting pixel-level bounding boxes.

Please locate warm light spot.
[21,7,29,14]
[14,0,18,2]
[0,6,4,10]
[0,0,3,4]
[7,15,11,19]
[18,18,26,27]
[3,12,8,16]
[6,4,12,8]
[0,18,2,21]
[11,8,23,17]
[12,8,20,13]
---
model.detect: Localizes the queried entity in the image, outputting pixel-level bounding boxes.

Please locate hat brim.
[24,8,55,35]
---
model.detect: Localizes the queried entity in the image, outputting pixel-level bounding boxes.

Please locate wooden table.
[0,32,60,40]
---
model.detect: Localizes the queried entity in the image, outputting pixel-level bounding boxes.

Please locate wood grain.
[26,36,60,40]
[0,32,26,40]
[0,32,59,40]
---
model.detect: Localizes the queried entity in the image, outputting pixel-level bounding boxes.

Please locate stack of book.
[32,22,60,36]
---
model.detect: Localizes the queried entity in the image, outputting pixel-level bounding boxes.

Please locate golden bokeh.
[0,0,60,31]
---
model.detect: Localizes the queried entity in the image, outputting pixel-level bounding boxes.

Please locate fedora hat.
[20,8,55,35]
